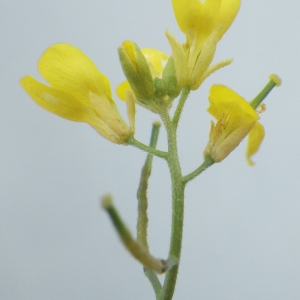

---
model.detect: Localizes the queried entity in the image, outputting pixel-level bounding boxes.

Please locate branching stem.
[157,106,185,300]
[127,136,168,159]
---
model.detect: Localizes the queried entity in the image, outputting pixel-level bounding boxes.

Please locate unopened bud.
[118,41,154,103]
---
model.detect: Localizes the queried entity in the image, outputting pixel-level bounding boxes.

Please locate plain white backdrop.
[1,1,299,299]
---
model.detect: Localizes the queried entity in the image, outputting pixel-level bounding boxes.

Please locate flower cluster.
[19,1,280,299]
[20,0,276,166]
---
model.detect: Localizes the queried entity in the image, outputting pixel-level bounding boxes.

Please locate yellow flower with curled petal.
[167,0,240,90]
[203,84,265,165]
[116,48,169,101]
[20,43,135,144]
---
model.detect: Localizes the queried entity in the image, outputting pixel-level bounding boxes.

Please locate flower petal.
[38,43,111,105]
[172,0,221,41]
[246,122,265,166]
[116,81,131,101]
[142,48,169,78]
[217,0,241,40]
[20,75,89,122]
[208,85,259,121]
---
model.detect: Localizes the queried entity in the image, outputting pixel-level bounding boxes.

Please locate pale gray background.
[1,1,299,299]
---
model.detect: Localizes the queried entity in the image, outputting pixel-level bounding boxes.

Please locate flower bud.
[118,41,154,103]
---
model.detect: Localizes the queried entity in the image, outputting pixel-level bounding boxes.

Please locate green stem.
[144,268,163,299]
[127,135,167,159]
[250,75,281,109]
[172,87,191,129]
[158,107,185,300]
[183,156,215,184]
[137,122,162,297]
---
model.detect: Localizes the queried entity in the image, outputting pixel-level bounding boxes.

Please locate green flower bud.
[118,40,154,103]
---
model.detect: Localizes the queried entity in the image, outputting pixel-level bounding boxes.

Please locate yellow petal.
[38,43,111,105]
[116,81,131,101]
[246,122,265,166]
[208,85,259,121]
[172,0,221,43]
[217,0,241,40]
[20,75,89,122]
[142,48,169,78]
[122,40,137,66]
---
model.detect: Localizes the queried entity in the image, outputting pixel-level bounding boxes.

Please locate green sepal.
[153,57,181,103]
[153,77,167,99]
[162,56,181,100]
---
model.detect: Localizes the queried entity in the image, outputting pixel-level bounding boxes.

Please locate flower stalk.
[172,87,191,129]
[126,136,168,159]
[183,156,215,184]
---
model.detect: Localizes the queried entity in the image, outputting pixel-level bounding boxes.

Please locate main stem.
[158,107,185,300]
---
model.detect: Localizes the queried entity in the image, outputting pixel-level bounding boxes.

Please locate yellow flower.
[203,85,265,165]
[167,0,240,89]
[20,43,135,144]
[116,47,169,101]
